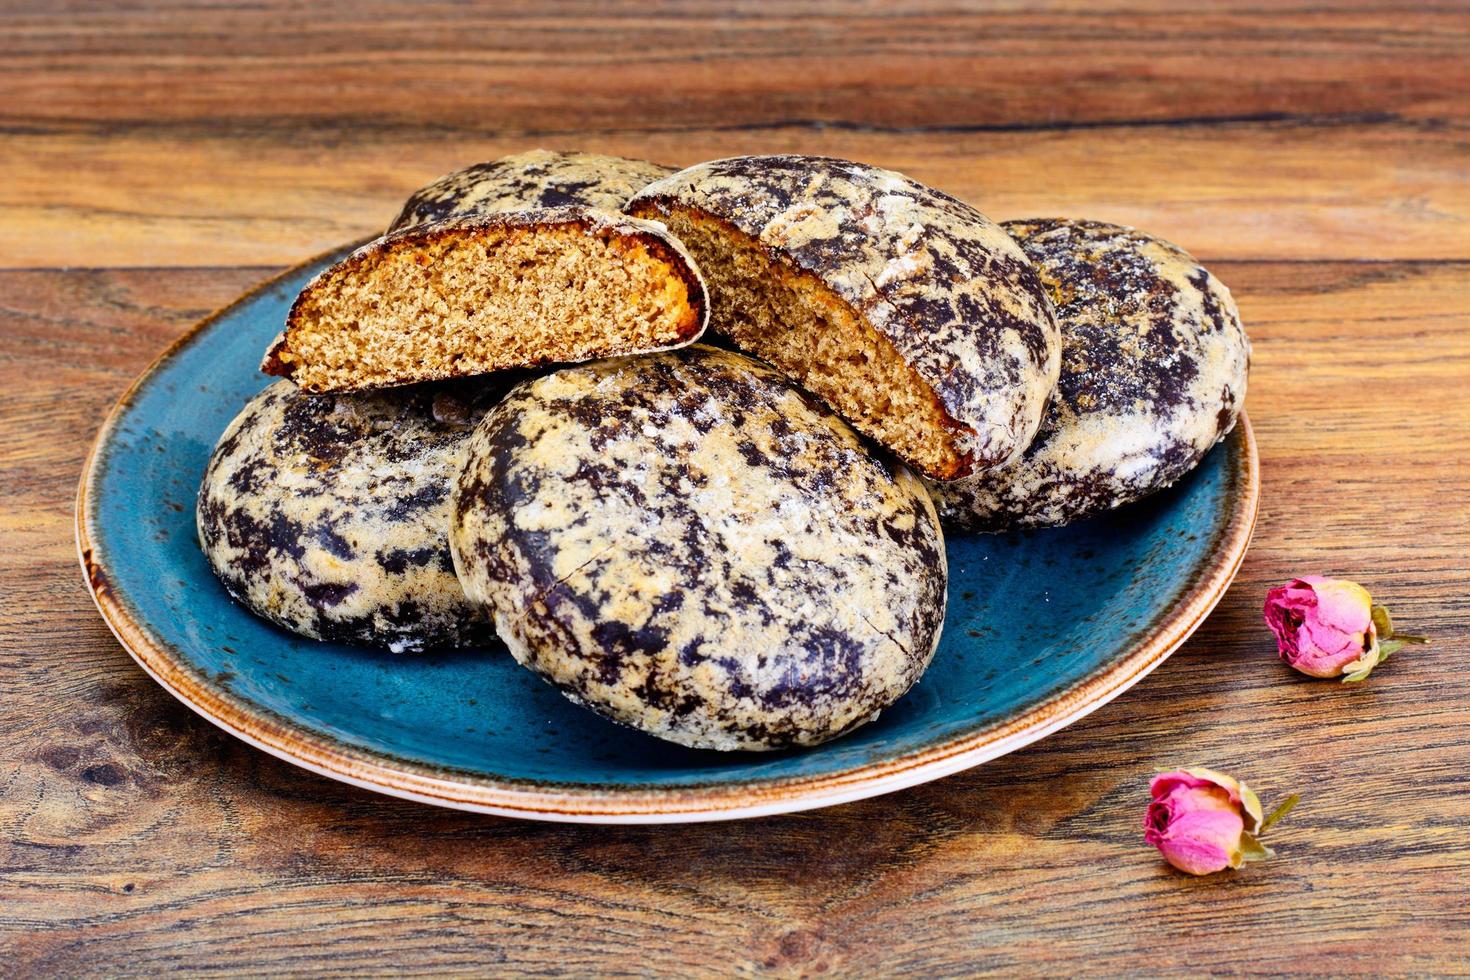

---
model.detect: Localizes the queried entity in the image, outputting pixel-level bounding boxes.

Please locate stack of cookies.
[197,150,1250,752]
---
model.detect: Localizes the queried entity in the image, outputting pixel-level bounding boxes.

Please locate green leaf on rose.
[1377,639,1405,661]
[1238,833,1274,863]
[1342,666,1376,683]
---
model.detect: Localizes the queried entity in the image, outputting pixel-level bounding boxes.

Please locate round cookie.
[450,345,948,751]
[929,218,1251,532]
[197,379,505,652]
[626,154,1061,481]
[388,148,675,231]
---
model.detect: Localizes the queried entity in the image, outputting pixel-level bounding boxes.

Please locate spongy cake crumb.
[266,210,706,393]
[645,205,963,479]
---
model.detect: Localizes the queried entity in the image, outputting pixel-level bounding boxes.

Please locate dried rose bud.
[1144,768,1296,876]
[1264,576,1428,682]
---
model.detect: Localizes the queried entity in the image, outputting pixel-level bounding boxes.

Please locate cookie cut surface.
[197,379,503,652]
[627,154,1060,481]
[929,218,1251,532]
[450,345,948,751]
[264,151,707,393]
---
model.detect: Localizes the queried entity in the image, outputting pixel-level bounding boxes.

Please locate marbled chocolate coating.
[389,149,674,232]
[627,154,1061,477]
[929,219,1251,532]
[197,379,505,651]
[450,345,948,751]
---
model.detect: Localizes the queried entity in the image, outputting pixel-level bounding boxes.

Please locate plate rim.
[76,248,1261,824]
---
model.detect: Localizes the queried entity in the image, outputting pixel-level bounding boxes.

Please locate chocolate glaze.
[197,379,507,651]
[389,149,674,232]
[928,219,1251,532]
[451,345,948,751]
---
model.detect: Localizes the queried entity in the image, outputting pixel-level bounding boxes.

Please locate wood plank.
[2,260,1467,974]
[4,122,1469,268]
[5,2,1468,132]
[4,1,1469,268]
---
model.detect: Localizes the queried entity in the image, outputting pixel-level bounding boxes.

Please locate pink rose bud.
[1264,576,1429,682]
[1144,768,1296,876]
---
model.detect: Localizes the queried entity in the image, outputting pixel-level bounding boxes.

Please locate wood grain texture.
[3,1,1470,267]
[2,1,1469,975]
[9,123,1470,268]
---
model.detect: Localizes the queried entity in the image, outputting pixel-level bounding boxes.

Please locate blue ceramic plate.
[78,245,1258,823]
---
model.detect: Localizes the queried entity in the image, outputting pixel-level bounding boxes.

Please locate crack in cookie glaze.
[197,379,507,652]
[388,148,675,231]
[929,219,1251,532]
[626,155,1061,481]
[450,345,948,751]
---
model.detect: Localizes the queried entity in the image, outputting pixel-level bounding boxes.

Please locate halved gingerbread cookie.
[626,154,1060,481]
[264,150,707,393]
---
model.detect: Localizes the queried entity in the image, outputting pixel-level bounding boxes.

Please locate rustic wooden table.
[4,2,1468,974]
